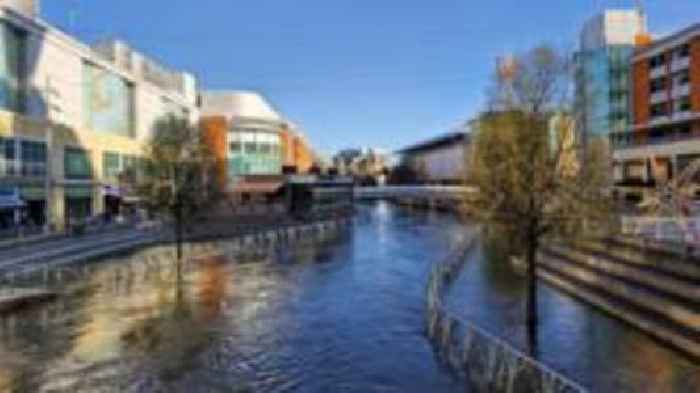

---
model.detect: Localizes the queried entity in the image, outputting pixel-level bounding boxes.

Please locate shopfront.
[0,186,23,231]
[64,185,92,227]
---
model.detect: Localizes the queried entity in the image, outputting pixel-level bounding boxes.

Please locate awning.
[0,196,25,209]
[232,181,283,194]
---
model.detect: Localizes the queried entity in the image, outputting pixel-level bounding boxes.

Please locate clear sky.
[42,0,697,155]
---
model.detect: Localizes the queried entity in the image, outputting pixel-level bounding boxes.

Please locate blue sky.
[43,0,698,155]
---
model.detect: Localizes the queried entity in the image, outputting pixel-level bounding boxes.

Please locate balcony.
[650,90,668,104]
[672,84,690,99]
[650,65,667,79]
[671,57,690,73]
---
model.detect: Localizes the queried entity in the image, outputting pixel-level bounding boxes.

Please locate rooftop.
[396,132,470,155]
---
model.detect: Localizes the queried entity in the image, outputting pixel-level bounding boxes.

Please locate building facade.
[200,91,314,194]
[281,122,314,174]
[397,132,470,185]
[575,9,648,142]
[0,3,198,231]
[611,23,700,199]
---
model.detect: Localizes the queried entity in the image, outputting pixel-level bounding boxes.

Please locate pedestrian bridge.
[354,186,476,201]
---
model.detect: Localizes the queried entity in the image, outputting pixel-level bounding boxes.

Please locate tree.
[136,115,223,267]
[466,46,611,355]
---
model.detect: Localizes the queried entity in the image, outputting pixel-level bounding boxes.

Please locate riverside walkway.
[0,227,161,277]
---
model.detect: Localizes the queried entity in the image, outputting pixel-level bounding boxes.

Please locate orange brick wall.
[691,37,700,112]
[200,116,229,189]
[281,127,314,173]
[632,59,650,126]
[294,138,314,173]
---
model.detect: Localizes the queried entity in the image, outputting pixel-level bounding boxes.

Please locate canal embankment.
[540,237,700,360]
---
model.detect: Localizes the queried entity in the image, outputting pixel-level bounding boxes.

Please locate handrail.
[426,232,588,392]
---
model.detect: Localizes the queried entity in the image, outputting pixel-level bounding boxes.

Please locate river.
[0,202,697,392]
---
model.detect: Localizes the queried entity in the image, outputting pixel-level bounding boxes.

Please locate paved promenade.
[0,227,161,277]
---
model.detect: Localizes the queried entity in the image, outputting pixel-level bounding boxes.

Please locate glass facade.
[64,147,92,180]
[227,126,282,180]
[576,45,634,139]
[0,136,17,176]
[83,62,135,137]
[102,151,121,180]
[20,140,46,176]
[0,21,26,113]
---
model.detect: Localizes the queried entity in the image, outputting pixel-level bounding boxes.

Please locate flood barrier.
[426,233,588,393]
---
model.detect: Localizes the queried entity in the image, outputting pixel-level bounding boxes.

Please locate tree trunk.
[174,199,184,304]
[526,235,539,358]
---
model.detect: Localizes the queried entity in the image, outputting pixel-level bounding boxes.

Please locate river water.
[0,202,697,392]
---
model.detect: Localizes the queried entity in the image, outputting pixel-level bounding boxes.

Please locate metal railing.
[426,233,588,393]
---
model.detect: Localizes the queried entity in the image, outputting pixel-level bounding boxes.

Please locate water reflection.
[447,233,700,392]
[0,203,465,393]
[1,203,694,392]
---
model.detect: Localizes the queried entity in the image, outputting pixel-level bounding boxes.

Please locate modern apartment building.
[0,1,199,231]
[611,23,700,199]
[200,91,314,195]
[575,9,648,142]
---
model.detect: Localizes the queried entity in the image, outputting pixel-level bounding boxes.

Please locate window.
[103,151,121,179]
[259,142,271,154]
[675,96,691,113]
[230,141,242,153]
[650,103,668,118]
[0,22,27,113]
[649,54,666,68]
[83,62,135,137]
[677,44,690,58]
[21,141,47,176]
[64,148,92,180]
[0,137,16,176]
[650,78,666,93]
[123,155,138,171]
[244,142,257,154]
[677,70,690,85]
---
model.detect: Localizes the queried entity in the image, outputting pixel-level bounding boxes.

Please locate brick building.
[611,23,700,199]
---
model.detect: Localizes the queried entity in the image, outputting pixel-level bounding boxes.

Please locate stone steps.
[545,244,700,307]
[538,266,700,360]
[581,238,700,282]
[538,242,700,360]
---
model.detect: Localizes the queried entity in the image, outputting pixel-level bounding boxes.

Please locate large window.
[64,147,92,180]
[21,140,46,176]
[103,151,121,180]
[650,103,669,118]
[0,22,26,113]
[83,62,135,137]
[0,136,16,176]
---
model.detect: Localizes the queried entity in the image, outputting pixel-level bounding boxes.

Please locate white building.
[0,1,199,231]
[397,132,470,185]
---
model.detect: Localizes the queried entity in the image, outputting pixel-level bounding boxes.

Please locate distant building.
[396,132,470,185]
[575,9,648,142]
[200,91,316,198]
[610,23,700,199]
[332,147,388,184]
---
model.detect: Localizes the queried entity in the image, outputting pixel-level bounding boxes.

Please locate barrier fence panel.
[425,232,588,393]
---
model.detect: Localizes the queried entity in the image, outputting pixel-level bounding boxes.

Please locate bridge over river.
[0,202,696,392]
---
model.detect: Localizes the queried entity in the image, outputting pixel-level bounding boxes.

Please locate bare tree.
[467,45,612,355]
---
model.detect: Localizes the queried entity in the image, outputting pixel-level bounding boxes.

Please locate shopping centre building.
[200,91,314,197]
[0,1,199,231]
